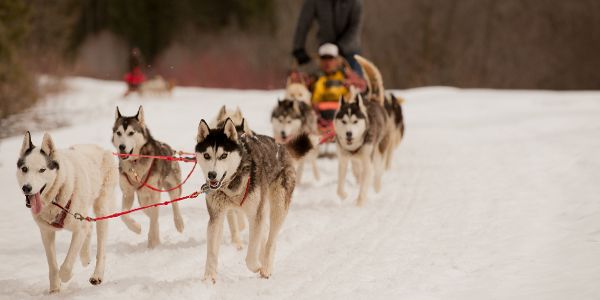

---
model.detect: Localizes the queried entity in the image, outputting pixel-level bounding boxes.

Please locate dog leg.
[120,189,141,234]
[146,206,160,249]
[245,211,266,273]
[40,229,60,293]
[168,188,185,233]
[373,149,385,193]
[236,210,246,231]
[337,156,349,200]
[59,227,88,283]
[351,160,361,182]
[89,219,108,285]
[311,157,320,181]
[260,188,290,279]
[80,225,92,267]
[295,159,305,184]
[227,210,243,250]
[204,210,225,284]
[356,157,373,207]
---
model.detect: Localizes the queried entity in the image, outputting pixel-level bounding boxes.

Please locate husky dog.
[195,118,312,282]
[112,106,184,248]
[284,77,311,104]
[334,56,393,206]
[210,105,251,250]
[16,132,117,293]
[383,93,405,169]
[271,99,321,182]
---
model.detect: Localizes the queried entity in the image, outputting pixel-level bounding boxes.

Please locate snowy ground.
[1,77,599,299]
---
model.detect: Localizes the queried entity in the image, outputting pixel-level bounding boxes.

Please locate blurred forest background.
[2,0,600,119]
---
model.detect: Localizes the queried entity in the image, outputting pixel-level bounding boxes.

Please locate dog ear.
[241,118,253,136]
[217,105,227,121]
[40,133,56,157]
[115,107,122,120]
[197,120,210,143]
[223,118,238,142]
[278,98,284,106]
[135,106,145,125]
[234,106,242,120]
[338,95,345,107]
[20,131,34,156]
[356,94,367,114]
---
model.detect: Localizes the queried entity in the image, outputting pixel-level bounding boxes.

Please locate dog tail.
[285,133,318,160]
[355,55,384,106]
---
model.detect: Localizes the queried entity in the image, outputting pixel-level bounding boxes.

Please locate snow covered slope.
[1,78,599,299]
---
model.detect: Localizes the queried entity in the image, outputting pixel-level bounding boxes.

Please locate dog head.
[334,94,368,149]
[112,106,148,160]
[211,105,252,136]
[271,99,304,144]
[284,81,311,104]
[16,132,60,215]
[195,118,243,190]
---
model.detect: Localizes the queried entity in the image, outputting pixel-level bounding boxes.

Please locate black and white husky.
[271,99,321,182]
[334,56,396,206]
[16,132,117,293]
[112,106,185,248]
[195,118,313,282]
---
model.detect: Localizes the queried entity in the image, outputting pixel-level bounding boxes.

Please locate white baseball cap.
[318,43,339,58]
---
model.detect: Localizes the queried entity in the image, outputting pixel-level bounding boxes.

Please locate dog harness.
[50,200,72,229]
[122,159,156,190]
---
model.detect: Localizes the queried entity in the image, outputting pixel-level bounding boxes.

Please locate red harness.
[239,176,252,206]
[122,159,156,190]
[50,200,71,229]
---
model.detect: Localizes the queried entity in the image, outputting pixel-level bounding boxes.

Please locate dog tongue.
[31,193,42,215]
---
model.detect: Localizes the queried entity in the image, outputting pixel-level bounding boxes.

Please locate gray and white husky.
[334,56,394,206]
[16,132,117,293]
[195,117,313,282]
[112,106,184,248]
[271,99,321,182]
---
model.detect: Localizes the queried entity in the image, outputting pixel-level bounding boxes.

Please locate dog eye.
[39,168,46,173]
[219,153,228,160]
[203,153,211,160]
[21,167,28,173]
[352,120,358,124]
[342,120,347,125]
[116,132,122,136]
[128,132,134,136]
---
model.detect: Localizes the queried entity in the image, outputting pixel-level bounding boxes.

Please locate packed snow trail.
[0,78,599,299]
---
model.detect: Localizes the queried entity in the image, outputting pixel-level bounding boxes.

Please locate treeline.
[2,0,599,113]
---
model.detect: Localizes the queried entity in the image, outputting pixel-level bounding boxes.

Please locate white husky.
[15,132,117,293]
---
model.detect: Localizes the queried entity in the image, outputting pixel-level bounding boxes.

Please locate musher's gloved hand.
[293,48,311,65]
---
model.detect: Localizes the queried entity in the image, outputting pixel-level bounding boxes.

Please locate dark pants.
[343,52,364,78]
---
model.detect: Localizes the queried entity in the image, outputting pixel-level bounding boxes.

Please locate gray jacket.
[292,0,363,56]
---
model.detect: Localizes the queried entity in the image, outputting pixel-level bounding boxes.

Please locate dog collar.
[50,199,72,229]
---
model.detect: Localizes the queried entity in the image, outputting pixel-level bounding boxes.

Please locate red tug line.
[56,131,335,223]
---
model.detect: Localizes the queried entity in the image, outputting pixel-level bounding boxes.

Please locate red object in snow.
[124,67,145,86]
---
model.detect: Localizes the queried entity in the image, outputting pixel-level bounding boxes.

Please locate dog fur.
[284,79,312,104]
[140,75,175,96]
[112,106,185,248]
[195,118,312,282]
[271,99,321,183]
[16,132,117,293]
[383,93,405,169]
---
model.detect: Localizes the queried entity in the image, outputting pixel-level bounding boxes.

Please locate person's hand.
[293,48,311,65]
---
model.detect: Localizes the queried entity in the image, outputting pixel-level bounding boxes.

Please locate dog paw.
[259,268,271,279]
[59,266,73,283]
[374,181,382,193]
[337,189,348,200]
[174,217,185,233]
[202,273,217,284]
[48,287,60,294]
[124,221,142,234]
[233,239,244,251]
[147,239,160,249]
[245,258,261,273]
[89,277,103,285]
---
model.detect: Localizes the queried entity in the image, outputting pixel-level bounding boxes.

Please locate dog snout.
[280,131,287,138]
[22,184,32,194]
[118,144,126,151]
[208,171,217,180]
[346,131,353,139]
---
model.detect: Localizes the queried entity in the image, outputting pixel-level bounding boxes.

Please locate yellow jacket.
[311,69,349,105]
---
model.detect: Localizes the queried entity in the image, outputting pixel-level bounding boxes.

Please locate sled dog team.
[15,56,404,292]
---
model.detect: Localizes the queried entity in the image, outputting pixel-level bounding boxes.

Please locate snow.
[1,77,600,299]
